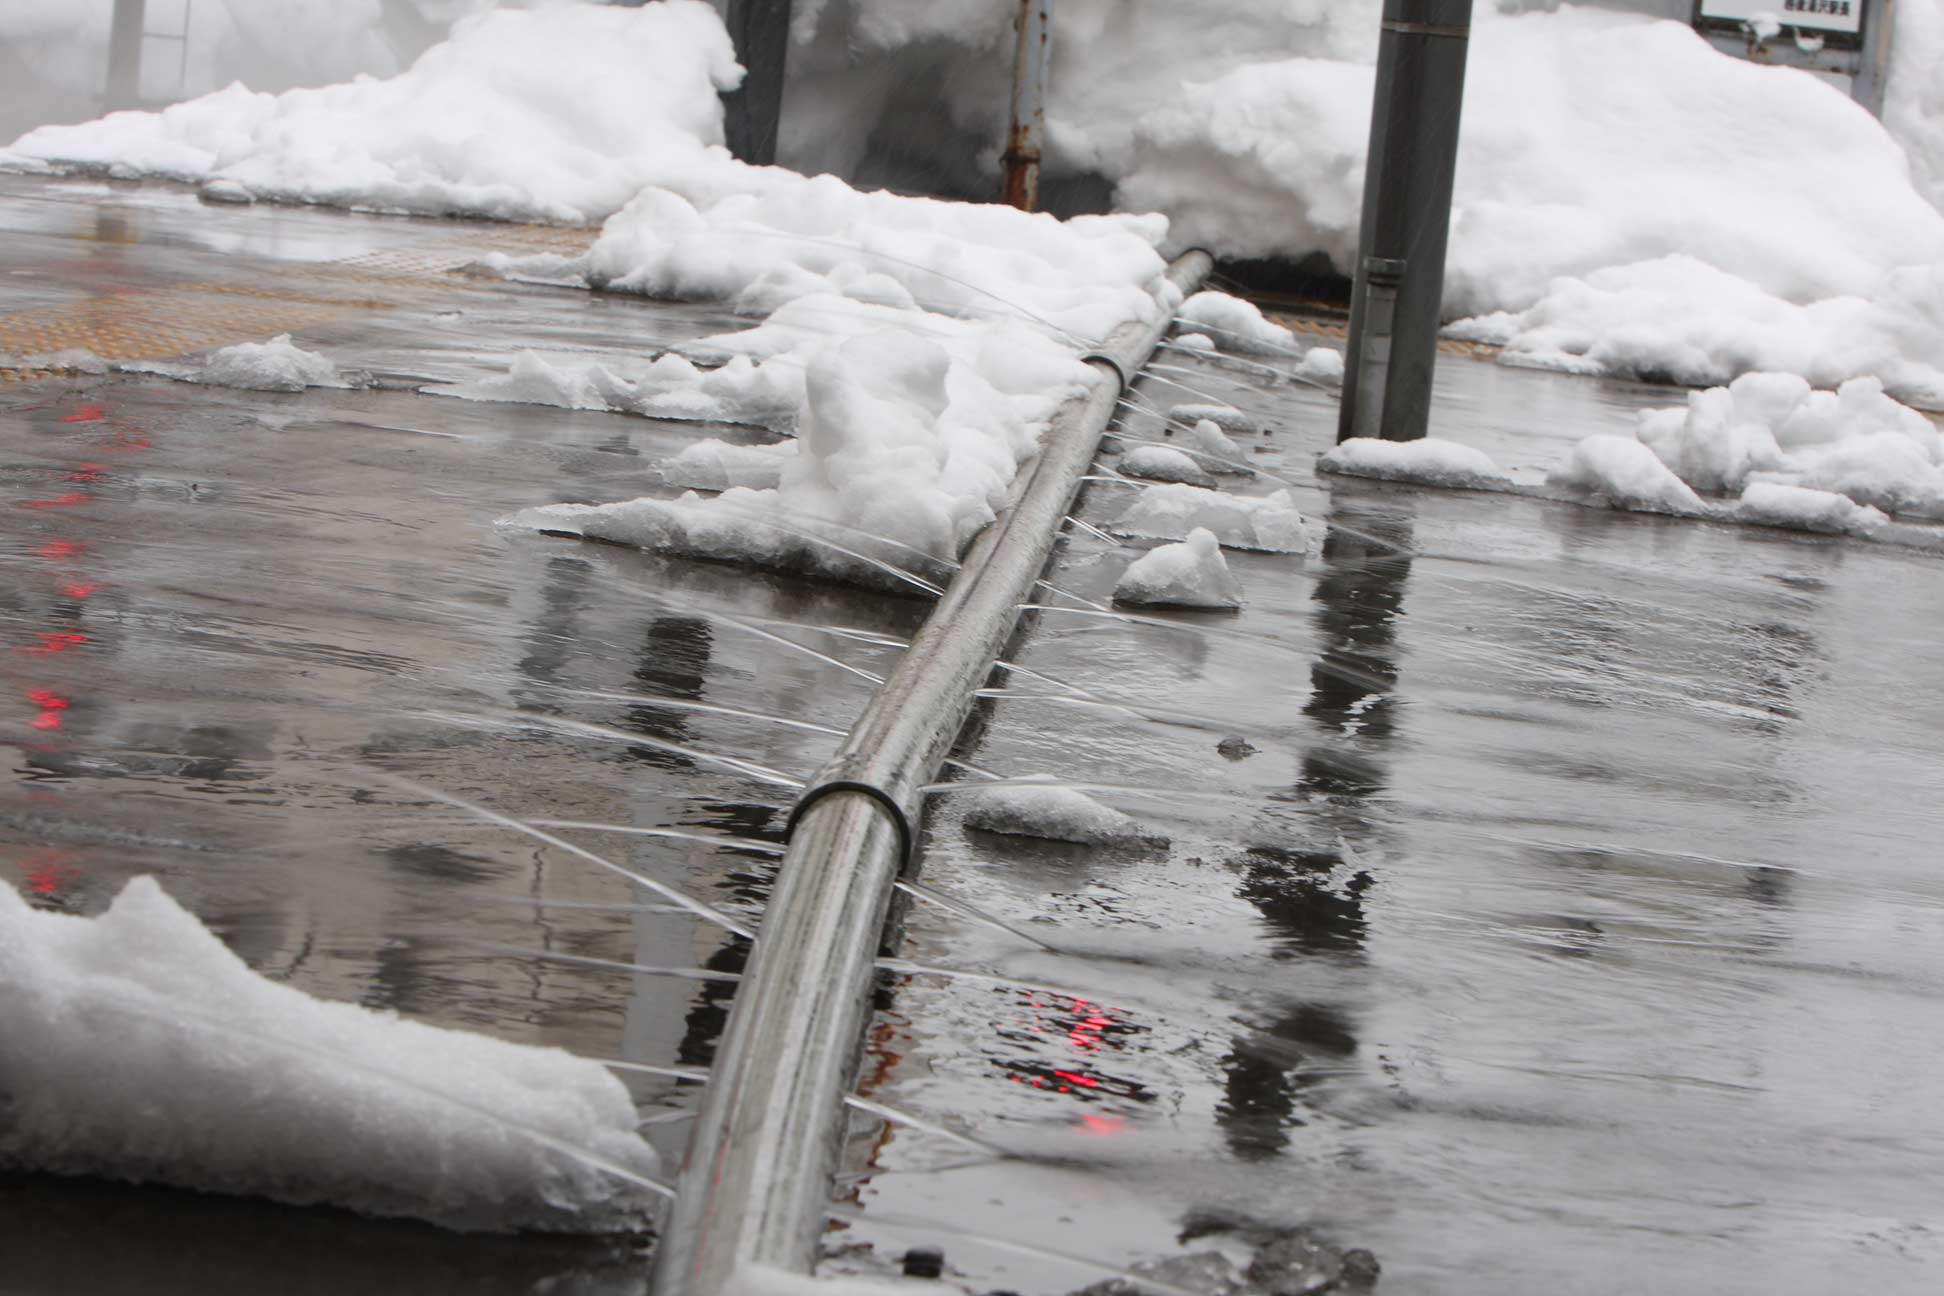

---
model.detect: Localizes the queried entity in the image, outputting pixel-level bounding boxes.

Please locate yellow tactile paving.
[1268,310,1500,361]
[0,220,599,383]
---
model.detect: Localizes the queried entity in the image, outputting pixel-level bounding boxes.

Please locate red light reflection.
[32,541,83,559]
[18,492,90,509]
[59,404,105,424]
[18,632,88,655]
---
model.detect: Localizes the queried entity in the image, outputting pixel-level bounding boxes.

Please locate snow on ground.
[1177,291,1300,357]
[0,348,108,375]
[435,348,800,428]
[0,876,660,1233]
[660,438,800,492]
[961,778,1169,848]
[1168,403,1259,437]
[1117,444,1215,487]
[1185,418,1251,474]
[1114,527,1244,609]
[1548,433,1709,516]
[1112,483,1312,553]
[1,3,739,224]
[128,334,354,392]
[1319,436,1513,490]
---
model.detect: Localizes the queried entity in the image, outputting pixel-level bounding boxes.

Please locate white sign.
[1699,0,1864,35]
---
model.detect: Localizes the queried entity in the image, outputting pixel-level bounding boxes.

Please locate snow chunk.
[1173,332,1216,352]
[1299,346,1345,385]
[439,349,802,429]
[0,3,742,225]
[1114,527,1243,609]
[0,877,659,1233]
[1186,418,1249,475]
[1167,402,1258,436]
[1118,444,1214,487]
[962,779,1168,848]
[1319,437,1511,490]
[1548,435,1709,516]
[129,334,349,392]
[1176,291,1298,357]
[1112,484,1311,553]
[660,439,799,492]
[1736,482,1888,536]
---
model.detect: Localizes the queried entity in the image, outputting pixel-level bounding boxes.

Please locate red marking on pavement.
[59,405,105,423]
[29,712,62,731]
[61,582,101,599]
[16,851,81,897]
[1076,1114,1125,1137]
[26,690,69,710]
[32,541,83,559]
[18,492,90,508]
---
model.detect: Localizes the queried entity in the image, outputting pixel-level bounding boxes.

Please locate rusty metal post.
[1001,0,1051,210]
[106,0,148,111]
[1336,0,1473,445]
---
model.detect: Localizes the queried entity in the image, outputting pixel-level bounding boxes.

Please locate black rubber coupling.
[784,779,916,868]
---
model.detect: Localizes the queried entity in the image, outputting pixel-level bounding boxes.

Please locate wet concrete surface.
[4,176,1943,1295]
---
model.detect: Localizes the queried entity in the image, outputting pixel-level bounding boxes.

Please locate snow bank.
[1,3,740,224]
[0,877,659,1233]
[1318,436,1512,490]
[1548,434,1710,515]
[962,779,1169,848]
[1114,527,1244,609]
[1118,444,1215,487]
[1735,481,1888,536]
[1112,484,1312,552]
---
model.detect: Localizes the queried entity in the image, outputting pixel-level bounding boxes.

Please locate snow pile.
[1185,418,1250,474]
[1112,484,1311,552]
[1114,527,1244,609]
[660,438,799,492]
[1298,345,1346,385]
[1118,444,1215,487]
[1548,434,1709,516]
[1,3,740,224]
[1319,436,1513,490]
[0,876,659,1233]
[1885,0,1944,214]
[1736,482,1888,536]
[437,349,800,428]
[962,779,1169,848]
[1174,332,1217,352]
[1627,372,1944,517]
[128,334,351,392]
[1176,291,1299,357]
[1169,403,1258,436]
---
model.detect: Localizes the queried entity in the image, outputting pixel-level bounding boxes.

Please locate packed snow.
[1184,418,1251,474]
[1176,291,1300,357]
[0,876,660,1233]
[1548,434,1710,516]
[1114,527,1245,609]
[1,3,740,224]
[1118,444,1215,487]
[1736,481,1888,536]
[1168,403,1259,436]
[1112,484,1312,553]
[436,349,800,428]
[961,778,1169,848]
[660,438,800,492]
[1319,436,1514,490]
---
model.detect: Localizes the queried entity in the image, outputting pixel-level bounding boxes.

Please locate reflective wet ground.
[4,177,1943,1295]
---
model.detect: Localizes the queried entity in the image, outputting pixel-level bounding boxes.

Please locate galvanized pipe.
[1001,0,1052,210]
[649,248,1212,1296]
[106,0,148,111]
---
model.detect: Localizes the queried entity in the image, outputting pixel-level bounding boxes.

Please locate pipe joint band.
[1079,351,1130,393]
[1382,19,1470,39]
[785,780,916,869]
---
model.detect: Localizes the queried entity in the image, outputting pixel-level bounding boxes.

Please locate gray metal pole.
[717,0,793,166]
[1001,0,1052,210]
[1336,0,1473,445]
[106,0,147,112]
[1853,0,1897,119]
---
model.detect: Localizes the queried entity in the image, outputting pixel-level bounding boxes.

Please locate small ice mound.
[447,350,632,412]
[1176,291,1298,357]
[660,438,798,491]
[1119,444,1214,487]
[196,334,346,392]
[0,348,108,375]
[1168,402,1259,437]
[1736,481,1888,535]
[1174,332,1216,352]
[1298,346,1345,384]
[1187,418,1250,475]
[199,179,255,204]
[0,877,660,1233]
[1548,435,1709,515]
[962,778,1169,848]
[1318,437,1512,490]
[1112,483,1310,552]
[1114,527,1243,609]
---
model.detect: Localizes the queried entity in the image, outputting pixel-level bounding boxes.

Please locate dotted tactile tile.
[1269,310,1499,360]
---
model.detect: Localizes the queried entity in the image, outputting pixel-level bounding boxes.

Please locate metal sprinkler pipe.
[648,248,1212,1296]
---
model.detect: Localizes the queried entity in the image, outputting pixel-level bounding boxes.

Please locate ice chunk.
[1173,332,1216,352]
[1166,403,1258,436]
[129,334,348,392]
[1186,418,1249,475]
[0,877,659,1233]
[660,438,798,492]
[1118,444,1214,487]
[1736,482,1888,535]
[1114,527,1243,609]
[1176,292,1298,356]
[1548,435,1709,515]
[962,779,1169,848]
[1319,437,1511,490]
[1111,484,1310,552]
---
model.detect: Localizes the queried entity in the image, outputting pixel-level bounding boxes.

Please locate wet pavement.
[4,175,1944,1296]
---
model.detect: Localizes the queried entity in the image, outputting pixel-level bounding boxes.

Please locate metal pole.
[716,0,793,166]
[1001,0,1052,210]
[106,0,147,112]
[1853,0,1896,119]
[1336,0,1473,445]
[647,250,1212,1296]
